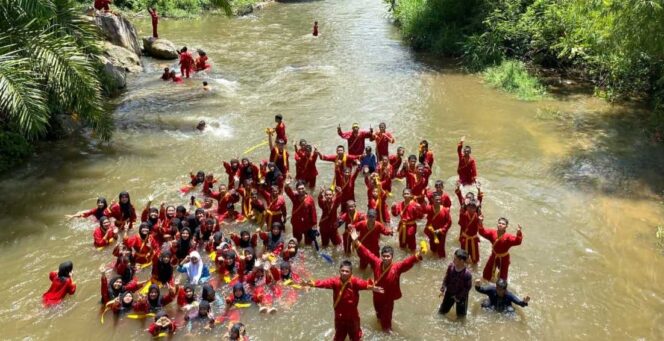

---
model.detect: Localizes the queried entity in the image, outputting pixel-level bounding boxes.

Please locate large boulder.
[102,41,142,73]
[143,37,178,60]
[98,56,127,91]
[93,13,141,56]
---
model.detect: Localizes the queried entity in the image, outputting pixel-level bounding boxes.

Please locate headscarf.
[58,261,73,282]
[156,251,173,284]
[185,251,204,285]
[201,284,216,303]
[118,191,132,220]
[175,227,192,260]
[268,229,283,251]
[243,247,256,273]
[232,283,251,302]
[108,276,124,300]
[147,285,162,309]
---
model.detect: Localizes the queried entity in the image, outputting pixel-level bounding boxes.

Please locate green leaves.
[0,0,112,140]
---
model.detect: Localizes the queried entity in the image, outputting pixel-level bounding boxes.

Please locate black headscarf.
[243,247,256,273]
[95,197,108,220]
[201,284,216,302]
[175,227,192,260]
[156,251,173,284]
[118,191,132,220]
[58,261,73,281]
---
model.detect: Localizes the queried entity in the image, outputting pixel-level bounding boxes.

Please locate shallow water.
[1,0,663,340]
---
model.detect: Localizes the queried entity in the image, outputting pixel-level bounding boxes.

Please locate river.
[1,0,663,340]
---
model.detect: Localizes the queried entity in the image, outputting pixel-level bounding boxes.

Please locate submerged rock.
[143,37,178,60]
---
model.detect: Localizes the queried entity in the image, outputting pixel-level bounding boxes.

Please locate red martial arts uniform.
[353,220,391,269]
[195,56,209,71]
[285,186,318,244]
[222,161,239,189]
[230,232,259,250]
[94,0,110,11]
[148,322,176,337]
[388,154,403,179]
[258,232,285,255]
[100,275,139,304]
[179,51,194,78]
[43,272,76,306]
[108,202,137,229]
[479,225,522,281]
[314,276,371,341]
[218,211,246,224]
[318,191,343,247]
[81,207,109,220]
[270,147,289,175]
[357,244,419,331]
[365,178,390,224]
[260,189,287,231]
[123,234,159,265]
[339,210,366,254]
[204,183,239,217]
[338,130,372,156]
[419,150,434,168]
[239,163,260,186]
[236,187,254,217]
[294,150,319,188]
[275,122,287,144]
[457,142,477,186]
[335,167,361,212]
[424,204,452,258]
[370,131,395,160]
[391,200,424,251]
[93,226,117,247]
[320,152,359,186]
[455,189,483,264]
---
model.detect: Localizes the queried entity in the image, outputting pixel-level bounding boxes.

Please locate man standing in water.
[349,228,421,333]
[370,122,395,160]
[479,217,523,281]
[457,136,477,186]
[438,249,472,318]
[338,123,373,156]
[304,260,383,341]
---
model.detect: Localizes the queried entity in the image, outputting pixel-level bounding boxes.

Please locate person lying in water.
[474,278,530,313]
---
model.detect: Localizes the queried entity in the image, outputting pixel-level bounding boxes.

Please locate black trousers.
[438,292,468,317]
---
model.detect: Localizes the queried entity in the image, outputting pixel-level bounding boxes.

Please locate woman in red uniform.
[43,261,76,306]
[93,216,118,247]
[418,140,434,168]
[178,46,194,78]
[108,191,137,230]
[66,197,108,221]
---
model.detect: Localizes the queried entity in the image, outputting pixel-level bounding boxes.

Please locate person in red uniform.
[350,229,422,332]
[236,180,255,217]
[219,203,247,225]
[337,123,373,156]
[391,188,424,251]
[94,0,111,12]
[293,143,318,188]
[479,217,523,281]
[268,130,289,175]
[93,216,118,247]
[108,191,137,230]
[370,122,395,160]
[424,193,452,258]
[319,145,360,187]
[147,311,177,337]
[374,156,393,193]
[338,201,366,255]
[455,182,483,264]
[351,209,392,269]
[457,136,478,186]
[169,70,182,83]
[178,46,194,79]
[400,163,430,205]
[121,223,159,265]
[312,21,319,36]
[426,180,452,208]
[272,114,287,144]
[259,185,287,231]
[203,181,239,218]
[388,146,405,179]
[418,139,434,168]
[147,7,159,38]
[365,174,391,225]
[318,187,343,247]
[284,178,318,244]
[335,165,361,213]
[66,197,109,221]
[258,223,285,255]
[304,260,383,341]
[239,158,260,187]
[222,159,240,189]
[43,261,76,306]
[195,51,210,72]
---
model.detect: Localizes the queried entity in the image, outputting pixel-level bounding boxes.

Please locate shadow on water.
[548,101,664,198]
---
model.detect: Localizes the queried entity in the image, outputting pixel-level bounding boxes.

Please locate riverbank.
[388,0,664,141]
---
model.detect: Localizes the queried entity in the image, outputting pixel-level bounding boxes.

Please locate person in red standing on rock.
[457,136,478,186]
[479,217,523,282]
[284,177,318,245]
[318,186,343,247]
[178,46,194,79]
[293,143,319,188]
[370,122,395,160]
[350,229,422,333]
[312,21,319,36]
[148,7,159,38]
[337,123,373,156]
[303,260,384,341]
[424,193,452,258]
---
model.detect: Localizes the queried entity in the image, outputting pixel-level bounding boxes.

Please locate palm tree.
[0,0,112,140]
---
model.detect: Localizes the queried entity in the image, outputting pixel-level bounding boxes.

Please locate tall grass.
[483,60,546,101]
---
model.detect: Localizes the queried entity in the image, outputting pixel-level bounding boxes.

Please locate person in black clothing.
[438,249,472,318]
[474,278,530,313]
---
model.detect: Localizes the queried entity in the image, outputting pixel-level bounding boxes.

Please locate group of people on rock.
[45,114,530,340]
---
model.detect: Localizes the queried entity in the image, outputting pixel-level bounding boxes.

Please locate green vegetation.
[483,60,546,100]
[100,0,246,17]
[388,0,664,137]
[0,130,33,174]
[0,0,113,141]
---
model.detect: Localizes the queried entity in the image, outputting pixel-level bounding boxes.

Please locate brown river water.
[1,0,663,340]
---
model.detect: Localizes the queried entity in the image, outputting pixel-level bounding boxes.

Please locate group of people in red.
[46,114,530,339]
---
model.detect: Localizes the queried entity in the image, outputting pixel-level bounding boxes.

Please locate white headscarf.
[186,251,204,284]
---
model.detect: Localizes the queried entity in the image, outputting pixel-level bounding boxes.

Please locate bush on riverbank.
[0,129,33,174]
[389,0,664,138]
[98,0,257,17]
[484,60,546,100]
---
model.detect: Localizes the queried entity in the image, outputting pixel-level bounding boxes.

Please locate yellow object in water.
[224,275,231,283]
[127,313,156,319]
[243,141,268,155]
[209,251,217,262]
[234,302,251,308]
[419,240,429,255]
